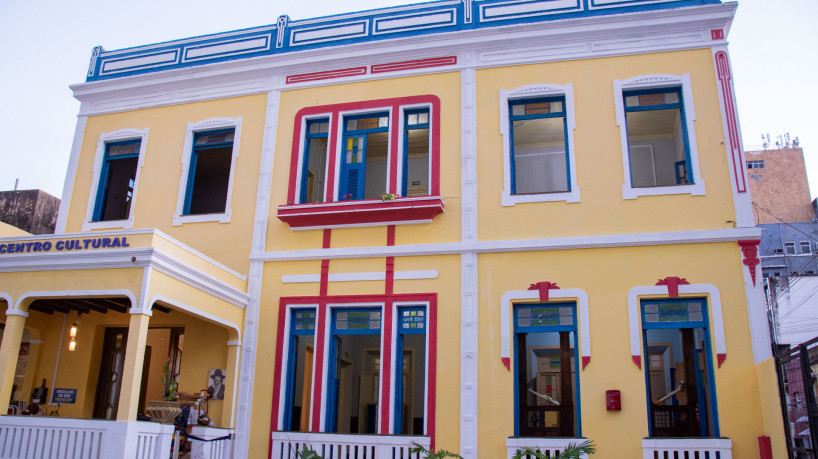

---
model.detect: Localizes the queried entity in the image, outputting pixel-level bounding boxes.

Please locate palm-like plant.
[294,445,322,459]
[410,443,464,459]
[512,440,596,459]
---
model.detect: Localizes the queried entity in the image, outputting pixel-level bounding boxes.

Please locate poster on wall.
[207,369,226,400]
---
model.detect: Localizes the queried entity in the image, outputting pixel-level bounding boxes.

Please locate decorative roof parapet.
[85,0,721,81]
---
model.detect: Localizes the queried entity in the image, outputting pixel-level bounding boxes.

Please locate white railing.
[642,438,732,459]
[189,426,233,459]
[0,416,174,459]
[271,431,430,459]
[506,437,591,459]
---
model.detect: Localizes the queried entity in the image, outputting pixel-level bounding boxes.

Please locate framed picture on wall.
[207,368,226,400]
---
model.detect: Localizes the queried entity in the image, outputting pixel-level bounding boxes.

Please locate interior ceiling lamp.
[69,312,81,351]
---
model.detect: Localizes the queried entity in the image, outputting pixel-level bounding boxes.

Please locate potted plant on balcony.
[145,362,182,423]
[512,440,596,459]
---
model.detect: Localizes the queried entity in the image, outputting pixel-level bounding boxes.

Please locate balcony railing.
[271,431,430,459]
[189,426,234,459]
[0,417,174,459]
[642,438,732,459]
[506,437,591,459]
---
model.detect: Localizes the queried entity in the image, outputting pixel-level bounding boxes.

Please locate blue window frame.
[340,113,389,201]
[513,302,580,437]
[326,307,382,433]
[93,139,141,222]
[299,119,330,204]
[508,97,570,195]
[641,298,719,438]
[394,306,427,435]
[183,129,234,215]
[283,309,316,432]
[623,88,693,188]
[402,109,430,197]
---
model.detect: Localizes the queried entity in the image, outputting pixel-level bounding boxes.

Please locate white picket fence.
[0,417,174,459]
[189,426,233,459]
[642,438,732,459]
[271,431,430,459]
[506,437,591,459]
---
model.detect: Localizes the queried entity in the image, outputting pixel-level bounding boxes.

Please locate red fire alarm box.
[606,390,621,411]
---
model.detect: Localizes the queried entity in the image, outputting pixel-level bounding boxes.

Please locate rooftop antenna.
[762,133,770,149]
[14,178,18,191]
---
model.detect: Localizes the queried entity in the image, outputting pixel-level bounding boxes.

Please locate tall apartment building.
[747,147,813,224]
[0,1,784,457]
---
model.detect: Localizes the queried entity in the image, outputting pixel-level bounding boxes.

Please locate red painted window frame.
[278,95,442,229]
[269,293,438,448]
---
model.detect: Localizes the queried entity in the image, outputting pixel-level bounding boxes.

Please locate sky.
[0,0,816,199]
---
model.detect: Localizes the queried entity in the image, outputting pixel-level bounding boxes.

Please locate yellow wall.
[266,72,462,252]
[64,94,269,274]
[476,49,737,241]
[0,221,29,237]
[478,242,766,457]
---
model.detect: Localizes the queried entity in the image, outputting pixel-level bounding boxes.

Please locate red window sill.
[276,196,444,229]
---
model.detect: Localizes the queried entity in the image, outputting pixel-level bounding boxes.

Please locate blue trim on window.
[300,119,330,203]
[183,128,234,215]
[340,113,389,201]
[640,298,719,438]
[402,108,430,197]
[93,139,141,222]
[393,305,428,434]
[508,96,570,195]
[283,308,316,431]
[512,302,581,437]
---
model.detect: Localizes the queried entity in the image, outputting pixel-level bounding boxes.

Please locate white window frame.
[294,113,334,204]
[801,241,812,255]
[613,74,705,200]
[785,242,796,255]
[500,84,579,206]
[173,117,242,226]
[82,128,149,231]
[396,104,434,199]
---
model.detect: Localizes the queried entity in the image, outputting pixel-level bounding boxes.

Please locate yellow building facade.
[0,1,785,458]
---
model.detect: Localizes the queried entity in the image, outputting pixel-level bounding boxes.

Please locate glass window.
[508,98,569,195]
[642,298,718,438]
[93,140,140,222]
[623,89,692,188]
[327,308,382,433]
[801,241,812,254]
[403,109,430,197]
[747,160,765,169]
[395,306,427,435]
[339,114,390,201]
[514,302,579,437]
[786,242,796,255]
[283,309,316,432]
[300,120,330,203]
[183,129,235,215]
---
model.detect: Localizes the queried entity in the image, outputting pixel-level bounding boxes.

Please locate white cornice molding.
[253,227,760,261]
[70,3,736,117]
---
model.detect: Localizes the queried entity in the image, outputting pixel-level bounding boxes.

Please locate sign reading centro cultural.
[0,237,130,254]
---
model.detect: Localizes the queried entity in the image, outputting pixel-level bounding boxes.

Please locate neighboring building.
[759,222,818,278]
[0,1,785,458]
[0,189,60,235]
[746,147,813,224]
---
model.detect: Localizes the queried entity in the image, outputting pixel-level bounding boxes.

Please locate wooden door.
[93,327,128,420]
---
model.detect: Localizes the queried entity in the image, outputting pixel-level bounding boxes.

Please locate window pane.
[517,330,577,437]
[512,117,568,194]
[626,108,686,188]
[363,131,388,199]
[305,137,329,203]
[288,334,315,431]
[330,334,381,434]
[107,143,139,157]
[786,242,796,255]
[802,241,812,254]
[398,334,426,435]
[406,128,429,196]
[187,145,232,214]
[98,156,138,221]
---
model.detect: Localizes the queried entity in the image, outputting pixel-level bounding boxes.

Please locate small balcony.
[271,431,430,459]
[642,438,733,459]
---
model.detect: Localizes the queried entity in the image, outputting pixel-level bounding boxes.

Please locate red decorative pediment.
[738,240,761,286]
[656,276,690,298]
[528,281,560,302]
[502,357,510,371]
[717,353,726,368]
[582,356,590,370]
[632,355,642,369]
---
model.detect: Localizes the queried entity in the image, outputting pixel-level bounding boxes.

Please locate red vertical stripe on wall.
[380,301,394,433]
[385,226,396,295]
[758,436,772,459]
[428,297,437,450]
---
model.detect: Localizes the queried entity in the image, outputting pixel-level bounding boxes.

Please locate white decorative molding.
[183,36,271,62]
[499,289,591,366]
[627,284,726,364]
[14,289,137,314]
[281,270,439,283]
[253,227,762,262]
[499,83,580,206]
[226,340,241,346]
[613,73,705,199]
[100,51,179,76]
[173,117,243,226]
[373,10,457,35]
[291,22,369,46]
[149,294,242,342]
[56,116,87,234]
[82,128,149,232]
[480,0,582,22]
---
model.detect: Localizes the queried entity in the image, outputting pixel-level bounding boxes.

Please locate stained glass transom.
[643,302,704,324]
[336,311,381,330]
[400,308,426,330]
[294,311,316,331]
[516,305,574,328]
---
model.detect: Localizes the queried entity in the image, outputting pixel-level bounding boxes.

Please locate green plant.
[410,443,464,459]
[512,440,596,459]
[380,192,397,201]
[161,362,178,401]
[294,445,322,459]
